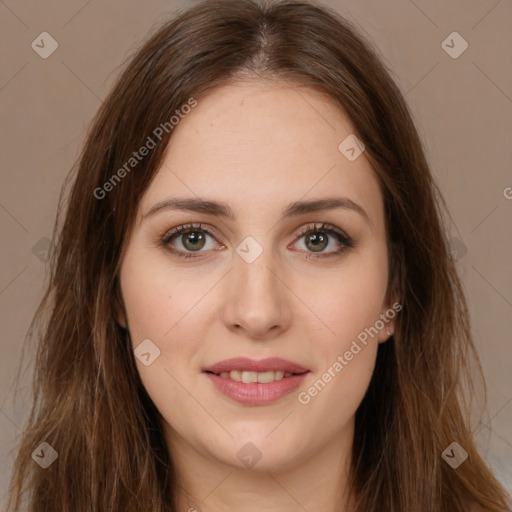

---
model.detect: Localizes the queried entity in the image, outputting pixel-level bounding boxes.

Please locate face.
[117,80,397,473]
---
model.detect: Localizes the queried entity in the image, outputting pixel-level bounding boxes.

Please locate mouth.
[202,356,310,379]
[204,369,308,383]
[202,357,310,404]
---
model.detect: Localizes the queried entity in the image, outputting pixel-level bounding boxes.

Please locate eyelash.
[160,222,354,260]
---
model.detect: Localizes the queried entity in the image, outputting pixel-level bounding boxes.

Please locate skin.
[117,79,397,512]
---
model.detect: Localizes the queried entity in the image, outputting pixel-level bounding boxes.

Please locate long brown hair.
[6,0,511,510]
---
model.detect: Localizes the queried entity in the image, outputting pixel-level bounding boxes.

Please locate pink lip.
[205,372,309,405]
[202,357,309,374]
[202,357,310,405]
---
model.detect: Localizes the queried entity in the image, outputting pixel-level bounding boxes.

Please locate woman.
[6,0,511,510]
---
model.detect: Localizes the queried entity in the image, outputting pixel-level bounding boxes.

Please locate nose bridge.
[224,234,290,337]
[235,237,281,303]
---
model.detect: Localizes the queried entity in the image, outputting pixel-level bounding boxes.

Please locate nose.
[222,247,292,340]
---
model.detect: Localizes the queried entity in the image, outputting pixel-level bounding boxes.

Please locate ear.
[114,295,128,329]
[377,280,401,344]
[113,279,128,329]
[378,245,402,343]
[377,300,399,343]
[116,306,127,329]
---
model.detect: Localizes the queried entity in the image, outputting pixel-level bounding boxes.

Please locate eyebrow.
[144,196,373,229]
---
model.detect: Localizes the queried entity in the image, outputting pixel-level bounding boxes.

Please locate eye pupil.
[306,232,328,252]
[183,231,206,251]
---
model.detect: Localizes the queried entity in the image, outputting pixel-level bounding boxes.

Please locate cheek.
[118,254,207,400]
[292,251,387,414]
[296,268,384,428]
[296,253,389,351]
[120,253,211,342]
[119,259,210,430]
[297,342,378,439]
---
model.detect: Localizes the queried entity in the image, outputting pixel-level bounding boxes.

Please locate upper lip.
[203,357,309,374]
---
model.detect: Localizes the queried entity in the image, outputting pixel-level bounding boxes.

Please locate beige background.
[0,0,511,503]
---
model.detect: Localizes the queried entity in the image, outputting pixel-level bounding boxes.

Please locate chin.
[212,435,304,473]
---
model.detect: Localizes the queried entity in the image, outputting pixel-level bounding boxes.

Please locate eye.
[160,222,354,260]
[161,223,221,259]
[291,222,354,259]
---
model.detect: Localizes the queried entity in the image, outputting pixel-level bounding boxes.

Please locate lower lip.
[204,372,309,405]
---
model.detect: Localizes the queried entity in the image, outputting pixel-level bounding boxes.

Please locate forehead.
[139,80,383,228]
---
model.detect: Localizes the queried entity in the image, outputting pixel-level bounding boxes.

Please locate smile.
[210,370,300,383]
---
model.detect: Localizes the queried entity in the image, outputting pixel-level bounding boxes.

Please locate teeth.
[257,371,275,383]
[229,370,241,381]
[217,370,294,382]
[242,371,257,383]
